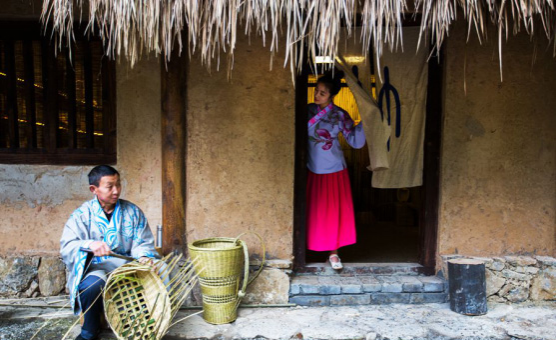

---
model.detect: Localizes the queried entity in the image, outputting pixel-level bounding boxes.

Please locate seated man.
[60,165,159,340]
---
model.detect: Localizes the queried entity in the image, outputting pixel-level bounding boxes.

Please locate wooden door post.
[161,48,187,256]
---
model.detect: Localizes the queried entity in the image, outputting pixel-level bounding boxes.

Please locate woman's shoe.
[329,254,343,270]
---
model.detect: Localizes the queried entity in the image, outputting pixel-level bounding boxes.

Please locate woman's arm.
[340,110,366,149]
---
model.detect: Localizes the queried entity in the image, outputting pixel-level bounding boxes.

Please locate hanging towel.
[335,55,391,171]
[371,27,429,188]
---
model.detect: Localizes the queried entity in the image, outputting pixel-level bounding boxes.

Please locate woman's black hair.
[317,70,344,96]
[88,165,119,186]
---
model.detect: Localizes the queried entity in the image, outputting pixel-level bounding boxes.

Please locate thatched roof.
[41,0,556,80]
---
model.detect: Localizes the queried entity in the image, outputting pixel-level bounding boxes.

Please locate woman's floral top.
[307,103,366,174]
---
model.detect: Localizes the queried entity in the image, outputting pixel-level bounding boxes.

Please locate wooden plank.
[4,40,18,149]
[419,47,444,274]
[101,57,117,156]
[0,150,116,165]
[23,40,36,148]
[83,43,94,148]
[66,48,77,149]
[161,48,187,256]
[0,42,5,148]
[293,67,309,270]
[41,40,58,153]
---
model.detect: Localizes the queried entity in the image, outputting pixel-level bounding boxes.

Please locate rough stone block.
[340,277,362,294]
[526,267,540,275]
[0,256,40,297]
[250,259,292,269]
[399,276,423,292]
[244,268,290,304]
[289,295,330,306]
[370,293,410,304]
[359,276,381,292]
[471,257,494,265]
[530,267,556,301]
[505,256,537,267]
[290,284,300,295]
[498,283,515,297]
[38,257,66,297]
[410,293,448,304]
[291,276,319,295]
[535,256,556,267]
[330,294,370,305]
[501,269,528,281]
[489,260,506,272]
[505,285,529,303]
[380,276,403,293]
[419,276,446,292]
[486,269,506,297]
[317,277,342,295]
[24,280,39,298]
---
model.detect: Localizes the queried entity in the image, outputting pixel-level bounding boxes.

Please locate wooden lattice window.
[0,22,116,165]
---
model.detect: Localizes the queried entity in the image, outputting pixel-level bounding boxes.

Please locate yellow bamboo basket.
[188,233,264,324]
[103,254,199,340]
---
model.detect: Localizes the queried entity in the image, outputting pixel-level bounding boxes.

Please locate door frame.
[292,47,444,274]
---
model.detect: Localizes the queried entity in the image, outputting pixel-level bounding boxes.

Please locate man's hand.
[89,241,111,257]
[138,257,155,267]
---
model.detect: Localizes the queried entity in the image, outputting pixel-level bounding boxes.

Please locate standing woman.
[307,71,366,270]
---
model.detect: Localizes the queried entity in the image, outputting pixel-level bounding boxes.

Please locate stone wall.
[441,255,556,303]
[0,256,66,298]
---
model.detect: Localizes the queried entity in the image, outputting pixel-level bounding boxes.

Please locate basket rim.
[188,237,243,251]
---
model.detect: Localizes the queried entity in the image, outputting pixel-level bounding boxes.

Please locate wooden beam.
[161,49,187,256]
[293,67,309,270]
[0,42,5,148]
[419,47,444,274]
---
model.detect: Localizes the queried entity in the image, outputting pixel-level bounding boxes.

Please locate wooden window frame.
[0,21,116,165]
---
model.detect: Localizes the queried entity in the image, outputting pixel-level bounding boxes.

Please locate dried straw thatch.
[41,0,556,80]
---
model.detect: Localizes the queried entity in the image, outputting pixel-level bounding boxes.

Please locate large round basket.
[103,254,198,340]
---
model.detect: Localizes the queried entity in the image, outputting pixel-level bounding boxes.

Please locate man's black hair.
[88,165,120,186]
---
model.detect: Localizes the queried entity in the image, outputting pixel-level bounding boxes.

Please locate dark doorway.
[293,49,443,273]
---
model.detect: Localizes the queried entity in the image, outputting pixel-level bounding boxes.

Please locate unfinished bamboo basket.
[103,254,199,340]
[188,233,265,325]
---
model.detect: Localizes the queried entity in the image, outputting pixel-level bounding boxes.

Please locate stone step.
[296,262,426,276]
[289,274,447,306]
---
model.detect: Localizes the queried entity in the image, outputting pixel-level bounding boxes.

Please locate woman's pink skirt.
[306,168,356,251]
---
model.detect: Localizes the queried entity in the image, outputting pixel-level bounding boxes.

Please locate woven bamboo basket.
[188,233,264,325]
[103,254,199,340]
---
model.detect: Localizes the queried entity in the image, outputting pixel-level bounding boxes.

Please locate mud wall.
[439,20,556,260]
[0,3,162,255]
[186,36,295,260]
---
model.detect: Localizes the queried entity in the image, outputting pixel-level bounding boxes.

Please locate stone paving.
[1,297,555,340]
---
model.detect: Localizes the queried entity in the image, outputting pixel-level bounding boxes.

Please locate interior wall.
[186,35,295,260]
[439,20,556,259]
[0,3,162,255]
